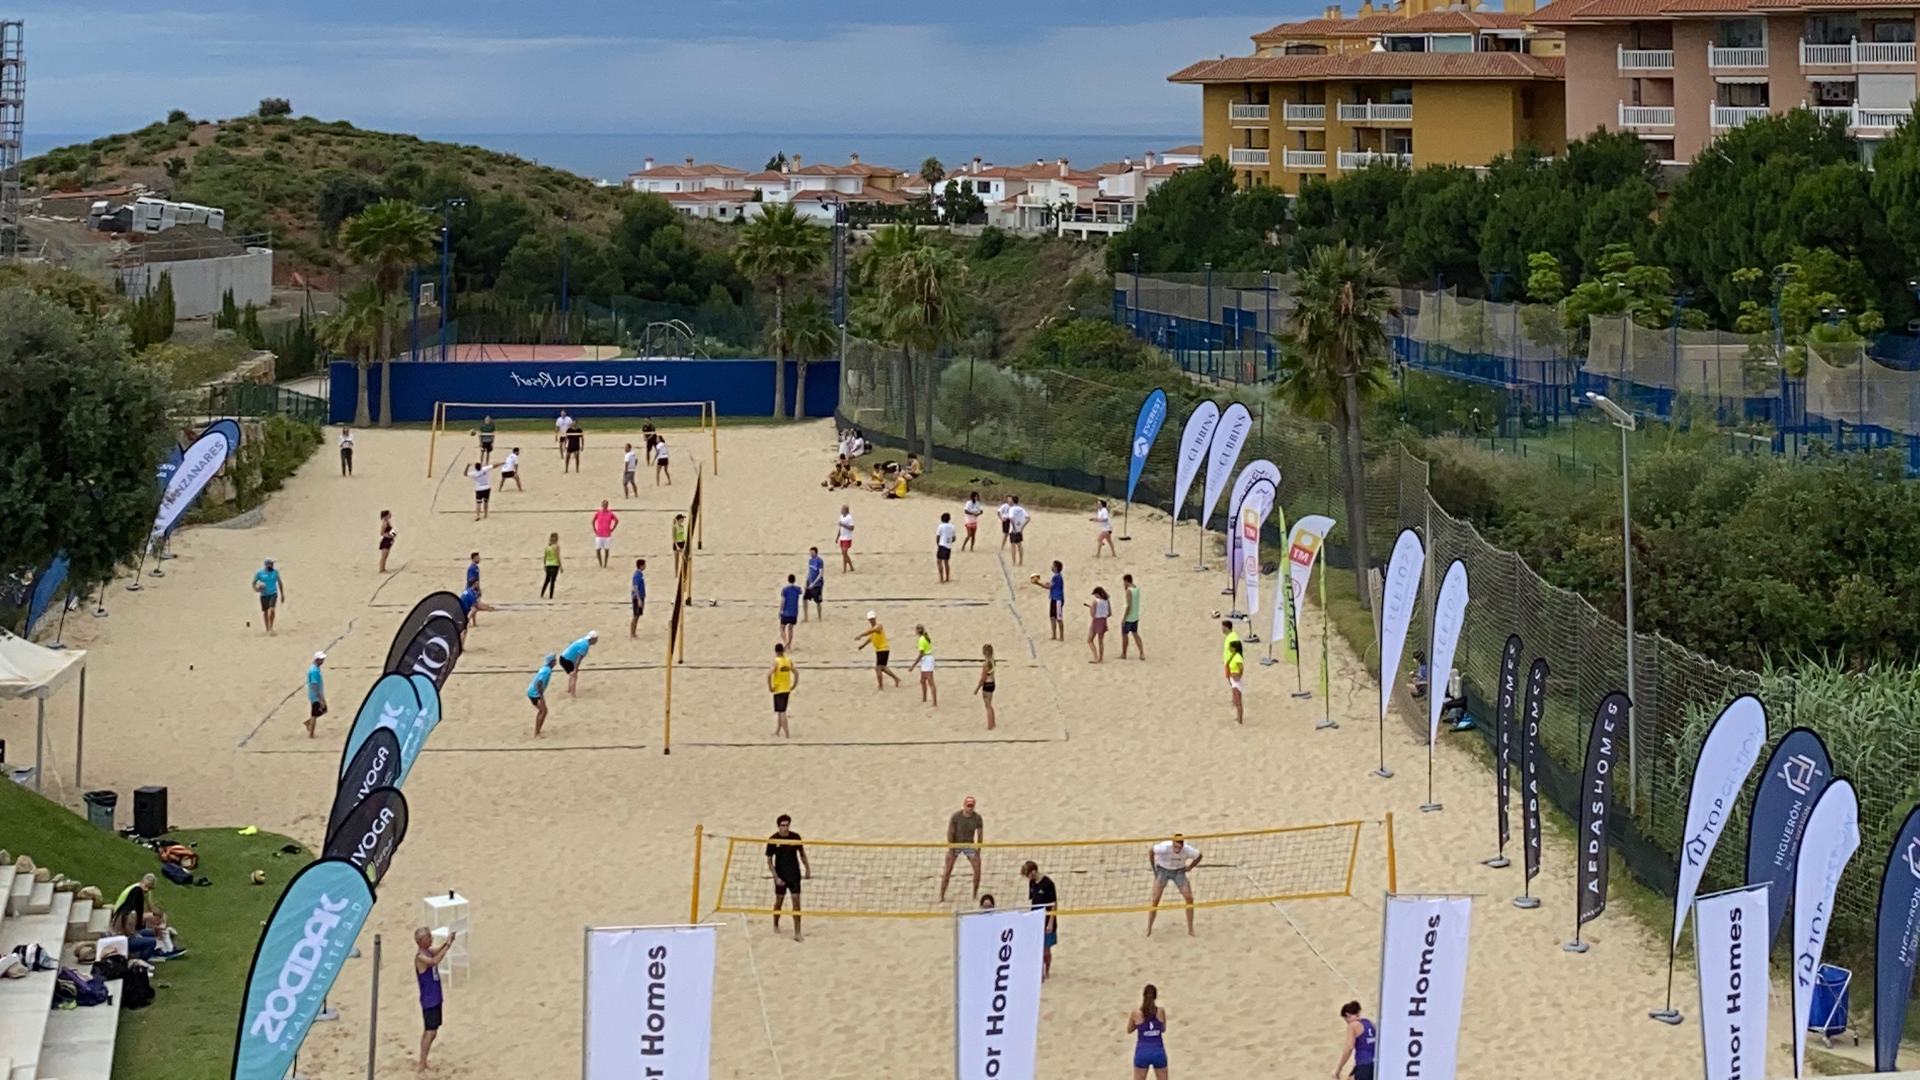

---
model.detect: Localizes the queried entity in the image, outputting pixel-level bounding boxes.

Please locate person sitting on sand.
[868,466,887,492]
[887,471,910,499]
[906,453,923,478]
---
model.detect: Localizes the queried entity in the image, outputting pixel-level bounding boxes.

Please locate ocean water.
[27,130,1195,184]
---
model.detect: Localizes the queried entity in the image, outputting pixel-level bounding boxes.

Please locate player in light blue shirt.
[251,558,284,635]
[304,651,327,738]
[559,631,598,696]
[528,654,555,736]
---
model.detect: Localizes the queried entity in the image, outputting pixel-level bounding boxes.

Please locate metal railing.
[1227,147,1271,166]
[1708,44,1769,67]
[1710,103,1772,127]
[1618,103,1676,127]
[1229,103,1271,123]
[1283,102,1327,123]
[1283,149,1328,169]
[1617,46,1675,69]
[1337,149,1412,170]
[1338,101,1415,123]
[1812,103,1915,128]
[1801,38,1916,65]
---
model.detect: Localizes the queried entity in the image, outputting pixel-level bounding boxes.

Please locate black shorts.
[874,650,890,668]
[559,657,578,674]
[981,682,995,695]
[310,700,327,719]
[379,536,394,550]
[632,597,645,617]
[780,614,797,626]
[1351,1065,1374,1080]
[422,1005,443,1031]
[479,435,494,449]
[1010,530,1025,544]
[772,692,791,712]
[502,469,516,479]
[475,489,491,503]
[1001,519,1011,534]
[804,583,822,603]
[260,593,278,611]
[937,546,951,561]
[774,877,801,896]
[1123,620,1139,635]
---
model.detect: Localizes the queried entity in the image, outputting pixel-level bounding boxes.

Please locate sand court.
[0,417,1798,1079]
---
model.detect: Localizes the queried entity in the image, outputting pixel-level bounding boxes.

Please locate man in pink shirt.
[592,500,619,568]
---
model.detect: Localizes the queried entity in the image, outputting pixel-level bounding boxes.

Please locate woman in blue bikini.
[1127,983,1169,1078]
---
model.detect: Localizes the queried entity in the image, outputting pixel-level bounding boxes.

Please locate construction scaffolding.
[0,21,23,258]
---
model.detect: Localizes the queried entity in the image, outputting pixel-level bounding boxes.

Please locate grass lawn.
[0,780,306,1080]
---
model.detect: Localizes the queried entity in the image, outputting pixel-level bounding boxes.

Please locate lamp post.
[1204,261,1215,380]
[1586,391,1639,815]
[438,197,466,362]
[1131,251,1141,338]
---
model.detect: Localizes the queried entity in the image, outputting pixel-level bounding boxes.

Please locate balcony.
[1708,44,1769,68]
[1227,147,1270,166]
[1337,101,1415,124]
[1229,103,1270,124]
[1812,103,1915,130]
[1617,103,1675,128]
[1336,150,1413,170]
[1283,103,1327,124]
[1617,45,1675,70]
[1282,149,1327,170]
[1801,38,1917,66]
[1710,103,1772,128]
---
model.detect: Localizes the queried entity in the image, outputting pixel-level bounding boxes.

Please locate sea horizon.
[25,130,1197,185]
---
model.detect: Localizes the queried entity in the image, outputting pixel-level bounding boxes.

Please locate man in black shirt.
[766,814,811,941]
[1023,860,1058,980]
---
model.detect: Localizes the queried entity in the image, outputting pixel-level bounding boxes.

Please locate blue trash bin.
[1809,964,1850,1038]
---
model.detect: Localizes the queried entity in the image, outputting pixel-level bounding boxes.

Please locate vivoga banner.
[1376,895,1473,1080]
[231,858,375,1080]
[1226,458,1281,579]
[1170,402,1220,520]
[1426,560,1469,748]
[1694,885,1769,1080]
[1200,402,1252,530]
[385,591,467,691]
[955,908,1045,1080]
[584,925,717,1080]
[321,786,408,887]
[1792,779,1860,1079]
[1747,727,1833,947]
[150,427,233,541]
[1378,528,1425,723]
[1126,389,1168,507]
[326,727,402,848]
[1874,806,1920,1072]
[1577,692,1631,929]
[1671,696,1768,948]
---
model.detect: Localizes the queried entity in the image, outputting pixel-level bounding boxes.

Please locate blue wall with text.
[328,359,841,423]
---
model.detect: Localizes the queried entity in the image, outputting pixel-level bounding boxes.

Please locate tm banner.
[584,925,717,1080]
[955,908,1046,1080]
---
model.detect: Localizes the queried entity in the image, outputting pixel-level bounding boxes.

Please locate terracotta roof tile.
[1163,144,1204,154]
[1169,52,1563,81]
[1254,9,1531,39]
[742,170,786,182]
[1533,0,1908,19]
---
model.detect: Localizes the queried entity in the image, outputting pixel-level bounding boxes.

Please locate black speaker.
[133,786,168,837]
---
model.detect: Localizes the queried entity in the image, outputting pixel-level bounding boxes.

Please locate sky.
[15,1,1304,138]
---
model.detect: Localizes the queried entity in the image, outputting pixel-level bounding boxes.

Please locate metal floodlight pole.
[439,197,465,363]
[1587,392,1639,814]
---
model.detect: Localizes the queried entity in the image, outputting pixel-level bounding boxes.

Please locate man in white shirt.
[622,443,640,498]
[653,434,671,485]
[962,493,983,552]
[1146,834,1203,937]
[339,427,355,477]
[935,512,957,583]
[500,447,522,491]
[997,496,1015,551]
[1007,497,1030,567]
[467,463,492,521]
[554,410,573,459]
[837,506,856,573]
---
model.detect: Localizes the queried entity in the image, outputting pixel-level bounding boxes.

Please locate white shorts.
[594,537,612,550]
[1230,676,1244,692]
[919,656,936,673]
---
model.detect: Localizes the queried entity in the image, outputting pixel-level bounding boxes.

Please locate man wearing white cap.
[304,651,328,737]
[853,612,900,690]
[559,631,598,696]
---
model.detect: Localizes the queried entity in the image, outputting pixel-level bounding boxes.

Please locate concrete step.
[83,909,107,940]
[63,899,92,943]
[3,874,27,917]
[23,882,51,918]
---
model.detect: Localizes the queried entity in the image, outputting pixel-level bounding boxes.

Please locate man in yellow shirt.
[768,643,799,738]
[1220,619,1241,668]
[855,611,902,690]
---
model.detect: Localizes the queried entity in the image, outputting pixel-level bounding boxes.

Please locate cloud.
[19,14,1251,133]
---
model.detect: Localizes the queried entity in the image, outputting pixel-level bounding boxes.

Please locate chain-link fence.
[839,350,1911,964]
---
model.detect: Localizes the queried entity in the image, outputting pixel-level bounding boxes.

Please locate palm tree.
[735,203,829,418]
[857,224,927,447]
[777,294,839,418]
[873,236,966,463]
[341,199,436,426]
[322,284,392,427]
[1277,242,1396,608]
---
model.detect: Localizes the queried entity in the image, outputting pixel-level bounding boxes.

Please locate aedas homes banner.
[1492,635,1523,861]
[231,858,375,1080]
[1576,691,1631,931]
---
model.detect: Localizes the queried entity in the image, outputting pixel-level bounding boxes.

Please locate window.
[1714,18,1764,48]
[1522,88,1536,118]
[1388,86,1414,104]
[1387,133,1413,154]
[1284,43,1328,54]
[1813,79,1855,106]
[1431,34,1474,52]
[1870,19,1916,44]
[1717,81,1769,107]
[1384,35,1426,52]
[1483,34,1522,52]
[1805,14,1860,45]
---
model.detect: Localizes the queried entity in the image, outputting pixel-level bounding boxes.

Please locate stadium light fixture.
[1587,389,1639,815]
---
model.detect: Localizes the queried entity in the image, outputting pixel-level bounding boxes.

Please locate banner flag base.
[148,567,164,578]
[1372,766,1395,779]
[1562,940,1589,953]
[1513,896,1540,909]
[1316,718,1339,730]
[1482,855,1510,869]
[1420,803,1443,813]
[1259,657,1278,667]
[90,607,108,618]
[1119,535,1132,541]
[124,581,143,592]
[158,551,176,561]
[1647,1008,1683,1025]
[1291,690,1313,699]
[1244,633,1260,644]
[1164,551,1181,559]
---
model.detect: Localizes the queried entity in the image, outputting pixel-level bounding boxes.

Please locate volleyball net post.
[689,824,705,924]
[427,399,718,477]
[700,820,1377,920]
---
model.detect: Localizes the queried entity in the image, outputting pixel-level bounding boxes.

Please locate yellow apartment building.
[1170,0,1568,192]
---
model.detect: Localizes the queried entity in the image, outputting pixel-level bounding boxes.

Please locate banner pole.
[952,913,962,1080]
[367,933,381,1080]
[1167,499,1179,559]
[708,401,718,476]
[125,544,149,591]
[1119,499,1130,541]
[663,645,674,756]
[1649,940,1682,1023]
[581,926,591,1080]
[1385,812,1397,894]
[690,825,704,925]
[1421,744,1442,813]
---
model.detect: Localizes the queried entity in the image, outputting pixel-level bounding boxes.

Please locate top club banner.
[956,908,1046,1080]
[584,925,718,1080]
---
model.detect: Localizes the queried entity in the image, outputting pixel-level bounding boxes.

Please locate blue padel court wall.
[328,358,841,423]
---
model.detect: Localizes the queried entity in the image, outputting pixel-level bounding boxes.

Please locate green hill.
[0,780,305,1080]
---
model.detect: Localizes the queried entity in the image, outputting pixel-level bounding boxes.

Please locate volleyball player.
[768,643,798,738]
[855,612,901,689]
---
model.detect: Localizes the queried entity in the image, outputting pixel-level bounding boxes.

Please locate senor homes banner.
[1694,884,1769,1080]
[955,908,1046,1080]
[231,858,375,1080]
[584,925,718,1080]
[1376,894,1473,1080]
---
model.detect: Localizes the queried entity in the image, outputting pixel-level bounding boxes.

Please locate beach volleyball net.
[698,821,1372,919]
[426,399,717,476]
